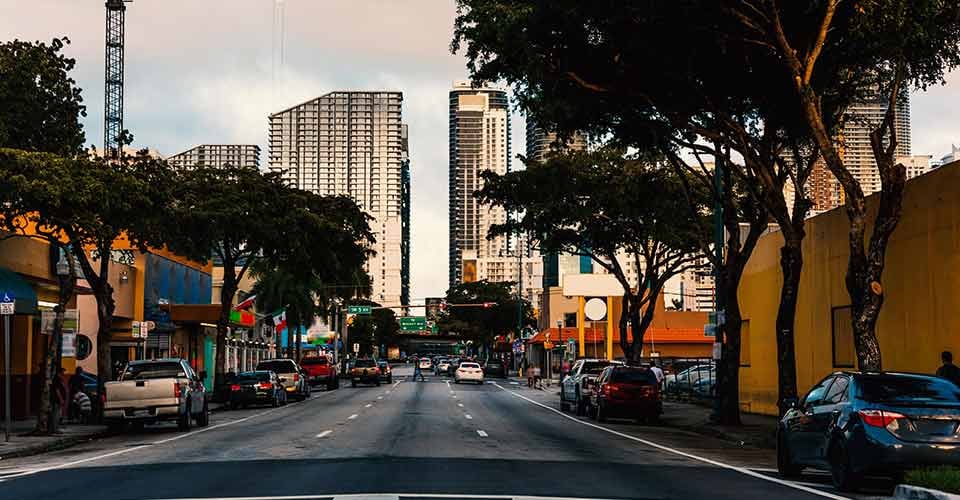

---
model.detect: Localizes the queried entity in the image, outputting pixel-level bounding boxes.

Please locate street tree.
[438,280,533,352]
[346,300,400,358]
[251,264,321,361]
[452,0,822,420]
[720,0,960,371]
[0,38,86,156]
[165,166,374,390]
[0,148,173,425]
[476,148,710,363]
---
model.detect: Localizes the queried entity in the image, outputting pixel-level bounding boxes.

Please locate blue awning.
[0,267,38,315]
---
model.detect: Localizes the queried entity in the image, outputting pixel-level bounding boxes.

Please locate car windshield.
[121,362,184,380]
[8,2,959,499]
[256,361,296,374]
[610,369,658,384]
[237,372,270,383]
[857,375,960,403]
[583,362,612,375]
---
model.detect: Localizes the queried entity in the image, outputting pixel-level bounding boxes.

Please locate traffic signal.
[346,314,356,326]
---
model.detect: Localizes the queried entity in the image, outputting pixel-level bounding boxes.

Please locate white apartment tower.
[449,81,513,288]
[167,144,261,169]
[842,95,911,196]
[268,91,409,306]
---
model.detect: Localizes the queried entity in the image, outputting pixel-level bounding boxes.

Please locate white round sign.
[584,298,607,321]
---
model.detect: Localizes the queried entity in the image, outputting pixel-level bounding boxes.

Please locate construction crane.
[104,0,131,159]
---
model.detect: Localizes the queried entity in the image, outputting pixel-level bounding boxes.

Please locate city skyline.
[3,0,959,301]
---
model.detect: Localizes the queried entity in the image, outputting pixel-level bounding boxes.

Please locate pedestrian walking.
[413,358,425,382]
[71,391,92,424]
[649,362,664,385]
[936,351,960,386]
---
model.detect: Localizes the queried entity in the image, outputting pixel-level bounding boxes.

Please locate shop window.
[563,313,577,328]
[832,306,855,368]
[740,319,751,367]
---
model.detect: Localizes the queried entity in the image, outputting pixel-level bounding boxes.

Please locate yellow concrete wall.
[738,162,960,416]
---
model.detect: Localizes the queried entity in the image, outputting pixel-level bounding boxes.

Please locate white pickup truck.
[104,358,208,431]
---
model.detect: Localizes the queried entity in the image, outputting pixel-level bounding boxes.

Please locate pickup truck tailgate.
[105,379,180,410]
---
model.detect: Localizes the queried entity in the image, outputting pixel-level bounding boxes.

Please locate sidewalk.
[659,400,779,449]
[0,419,109,460]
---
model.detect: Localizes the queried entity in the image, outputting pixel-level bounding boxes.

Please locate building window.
[563,312,577,328]
[740,319,750,367]
[831,305,855,368]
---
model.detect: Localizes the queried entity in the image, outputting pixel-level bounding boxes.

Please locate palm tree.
[251,264,320,361]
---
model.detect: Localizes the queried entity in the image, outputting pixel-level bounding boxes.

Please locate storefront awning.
[0,267,38,314]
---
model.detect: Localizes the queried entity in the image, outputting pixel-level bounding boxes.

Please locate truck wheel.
[375,379,381,386]
[327,379,336,391]
[197,402,210,427]
[178,410,192,431]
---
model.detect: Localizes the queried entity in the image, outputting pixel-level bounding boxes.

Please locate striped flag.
[273,310,287,332]
[233,294,256,311]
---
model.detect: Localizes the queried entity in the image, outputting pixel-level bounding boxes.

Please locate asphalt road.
[0,366,888,500]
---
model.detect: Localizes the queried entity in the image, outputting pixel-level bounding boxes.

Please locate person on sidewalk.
[413,358,425,382]
[71,390,92,424]
[68,366,86,399]
[936,351,960,386]
[649,362,665,387]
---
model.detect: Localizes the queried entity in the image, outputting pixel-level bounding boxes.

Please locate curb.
[659,421,777,449]
[0,429,113,461]
[894,484,960,500]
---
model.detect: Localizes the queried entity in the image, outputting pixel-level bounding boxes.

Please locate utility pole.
[104,0,131,159]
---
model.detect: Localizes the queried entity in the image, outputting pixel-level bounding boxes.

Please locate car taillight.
[859,409,906,428]
[230,384,241,392]
[174,382,182,399]
[258,382,273,390]
[293,373,300,382]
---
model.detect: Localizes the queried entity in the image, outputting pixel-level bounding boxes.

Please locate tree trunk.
[216,279,237,392]
[714,266,742,425]
[94,284,115,420]
[34,312,63,434]
[775,236,803,416]
[617,292,631,358]
[629,289,657,364]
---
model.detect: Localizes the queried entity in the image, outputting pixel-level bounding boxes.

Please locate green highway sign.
[347,305,372,315]
[399,316,427,331]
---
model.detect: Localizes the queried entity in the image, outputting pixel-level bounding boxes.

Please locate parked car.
[664,364,715,394]
[455,362,484,384]
[561,359,624,416]
[256,358,311,401]
[229,370,287,408]
[777,371,960,491]
[301,355,339,390]
[378,360,392,383]
[103,358,208,431]
[589,366,662,424]
[351,358,381,387]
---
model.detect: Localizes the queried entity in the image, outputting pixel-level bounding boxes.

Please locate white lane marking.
[315,430,332,438]
[445,380,451,388]
[348,414,358,420]
[491,382,850,500]
[464,414,473,420]
[457,403,464,407]
[365,403,372,408]
[477,430,488,437]
[509,381,520,385]
[385,390,391,394]
[392,379,402,389]
[377,396,383,400]
[1,391,335,481]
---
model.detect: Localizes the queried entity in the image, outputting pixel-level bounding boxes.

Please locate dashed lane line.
[476,430,488,437]
[464,414,473,420]
[315,430,332,438]
[491,382,850,500]
[348,414,358,420]
[365,403,372,408]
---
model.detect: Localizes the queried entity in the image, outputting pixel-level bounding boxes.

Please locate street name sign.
[347,305,372,315]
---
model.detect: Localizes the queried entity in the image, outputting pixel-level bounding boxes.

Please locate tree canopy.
[437,280,534,348]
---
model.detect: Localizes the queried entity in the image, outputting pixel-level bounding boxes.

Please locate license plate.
[132,409,150,417]
[915,420,957,436]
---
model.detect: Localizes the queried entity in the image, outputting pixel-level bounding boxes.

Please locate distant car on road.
[229,370,287,408]
[103,358,208,431]
[351,358,381,387]
[562,359,624,416]
[378,360,392,384]
[418,358,432,371]
[256,359,311,401]
[589,366,662,424]
[300,355,339,390]
[455,362,484,384]
[435,359,451,375]
[777,371,960,491]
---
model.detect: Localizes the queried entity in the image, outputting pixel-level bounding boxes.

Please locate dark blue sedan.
[777,371,960,491]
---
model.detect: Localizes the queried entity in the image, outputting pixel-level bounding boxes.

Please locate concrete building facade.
[448,81,511,288]
[268,91,409,306]
[167,144,261,170]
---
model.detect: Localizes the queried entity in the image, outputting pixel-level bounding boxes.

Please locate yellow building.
[738,161,960,416]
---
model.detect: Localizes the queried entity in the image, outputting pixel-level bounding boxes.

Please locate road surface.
[0,366,889,500]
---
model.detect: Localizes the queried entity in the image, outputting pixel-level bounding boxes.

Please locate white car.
[418,358,432,370]
[436,359,451,375]
[454,362,484,384]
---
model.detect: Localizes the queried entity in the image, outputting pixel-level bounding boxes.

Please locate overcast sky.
[3,0,959,301]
